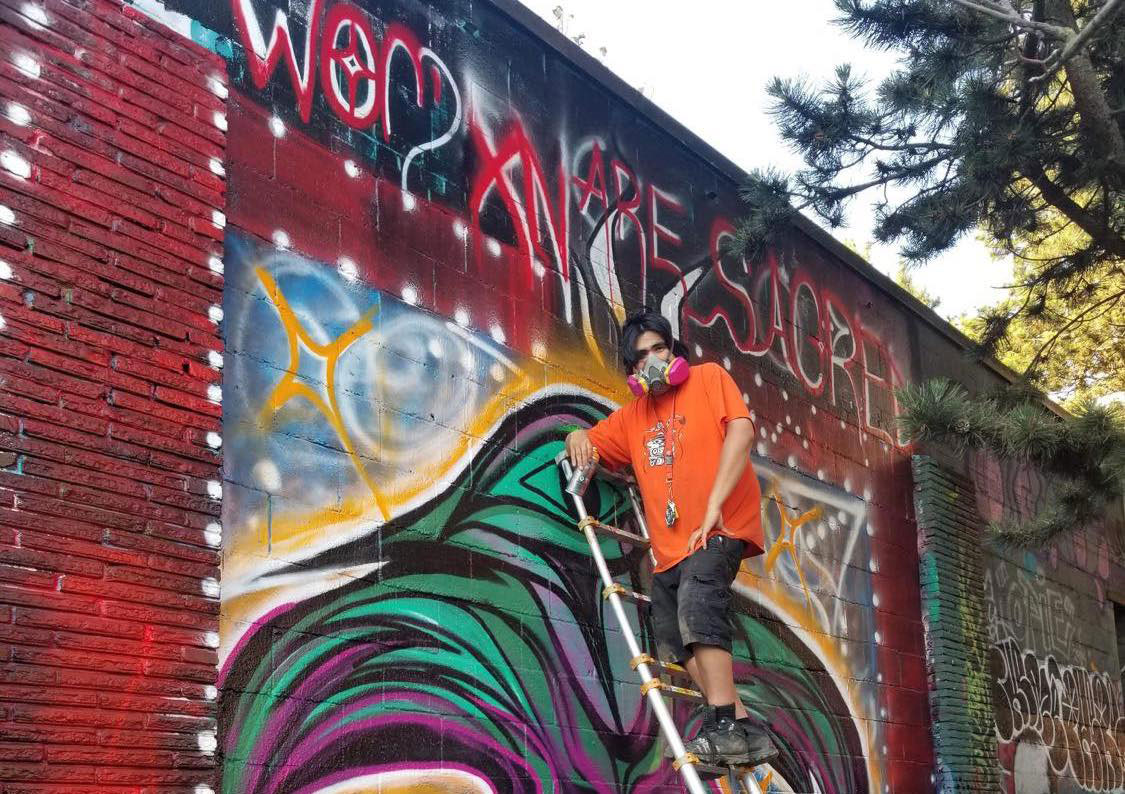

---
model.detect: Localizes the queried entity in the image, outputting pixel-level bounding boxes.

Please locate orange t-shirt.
[587,362,764,572]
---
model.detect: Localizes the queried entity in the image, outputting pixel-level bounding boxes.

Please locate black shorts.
[651,534,745,663]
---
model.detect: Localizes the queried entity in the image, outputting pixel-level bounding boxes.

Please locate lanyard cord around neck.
[648,388,678,526]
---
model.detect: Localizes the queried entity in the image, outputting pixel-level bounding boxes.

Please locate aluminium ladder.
[554,451,766,794]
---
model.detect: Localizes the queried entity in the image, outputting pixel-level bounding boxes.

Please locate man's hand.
[687,502,725,553]
[566,428,595,470]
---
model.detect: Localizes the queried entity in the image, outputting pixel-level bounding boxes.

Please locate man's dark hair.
[620,310,688,374]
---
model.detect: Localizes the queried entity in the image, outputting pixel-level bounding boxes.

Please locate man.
[565,310,779,768]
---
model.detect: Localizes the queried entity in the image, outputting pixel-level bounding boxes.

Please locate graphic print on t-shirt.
[643,414,684,469]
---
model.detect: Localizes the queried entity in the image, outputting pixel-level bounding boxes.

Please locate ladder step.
[603,583,651,605]
[658,662,697,685]
[578,517,650,547]
[660,680,705,702]
[693,761,759,780]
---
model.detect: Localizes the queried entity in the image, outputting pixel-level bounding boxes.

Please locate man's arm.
[687,417,754,552]
[567,409,630,470]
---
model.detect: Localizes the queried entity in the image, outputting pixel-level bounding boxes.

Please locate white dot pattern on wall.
[0,151,29,179]
[13,52,41,78]
[337,257,358,281]
[6,103,30,126]
[22,3,49,27]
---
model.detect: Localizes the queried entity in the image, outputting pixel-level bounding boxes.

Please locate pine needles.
[897,378,1125,547]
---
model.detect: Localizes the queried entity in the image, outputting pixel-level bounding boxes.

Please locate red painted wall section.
[0,1,228,790]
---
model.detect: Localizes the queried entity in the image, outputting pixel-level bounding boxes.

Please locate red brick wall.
[0,1,228,790]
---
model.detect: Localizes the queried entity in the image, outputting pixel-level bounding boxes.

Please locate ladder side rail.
[626,485,658,567]
[577,516,709,794]
[558,456,710,794]
[739,770,764,794]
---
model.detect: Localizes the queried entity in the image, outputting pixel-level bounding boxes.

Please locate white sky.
[517,0,1015,320]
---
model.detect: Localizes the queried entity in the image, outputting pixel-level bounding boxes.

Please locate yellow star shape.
[255,266,389,520]
[762,484,822,610]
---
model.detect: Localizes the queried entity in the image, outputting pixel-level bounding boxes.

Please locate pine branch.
[1020,168,1125,258]
[898,378,1125,548]
[1024,288,1125,374]
[948,0,1074,39]
[1031,0,1125,82]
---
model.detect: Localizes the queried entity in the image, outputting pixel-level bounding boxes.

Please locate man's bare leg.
[684,656,705,695]
[692,645,748,719]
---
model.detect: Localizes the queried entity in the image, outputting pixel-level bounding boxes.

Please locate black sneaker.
[663,704,714,760]
[683,715,751,766]
[739,721,780,767]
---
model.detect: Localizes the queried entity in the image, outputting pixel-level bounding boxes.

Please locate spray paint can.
[565,450,599,497]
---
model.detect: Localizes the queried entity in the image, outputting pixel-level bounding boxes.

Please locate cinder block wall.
[915,448,1125,793]
[1,1,1121,793]
[0,1,227,790]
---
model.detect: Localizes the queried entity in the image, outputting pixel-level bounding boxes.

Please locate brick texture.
[912,455,1000,792]
[0,0,227,790]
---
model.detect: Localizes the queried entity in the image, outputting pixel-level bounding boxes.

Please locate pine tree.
[955,206,1125,406]
[897,379,1125,546]
[735,0,1125,361]
[741,0,1125,545]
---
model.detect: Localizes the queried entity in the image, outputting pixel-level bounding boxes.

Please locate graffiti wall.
[132,0,956,790]
[973,454,1125,794]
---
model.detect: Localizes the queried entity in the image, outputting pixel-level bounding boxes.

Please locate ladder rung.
[693,761,750,780]
[659,680,705,702]
[578,517,650,547]
[602,583,651,605]
[688,755,769,778]
[659,660,688,676]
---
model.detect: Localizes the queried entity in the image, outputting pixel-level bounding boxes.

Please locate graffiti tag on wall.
[198,0,931,790]
[223,0,909,448]
[992,636,1125,793]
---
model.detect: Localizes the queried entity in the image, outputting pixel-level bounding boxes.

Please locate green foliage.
[897,378,1125,546]
[740,0,1125,367]
[731,168,799,259]
[955,213,1125,405]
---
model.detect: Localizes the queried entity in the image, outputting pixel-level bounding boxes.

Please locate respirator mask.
[627,352,690,397]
